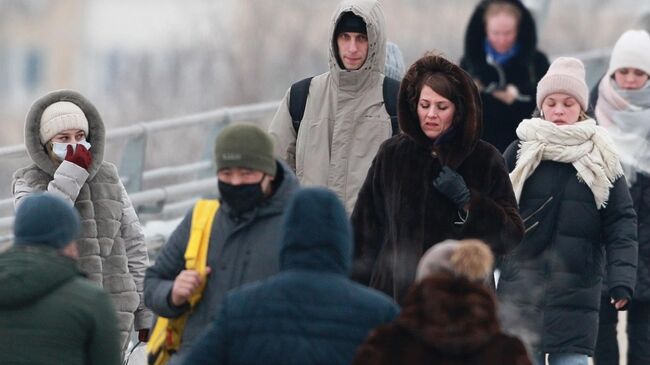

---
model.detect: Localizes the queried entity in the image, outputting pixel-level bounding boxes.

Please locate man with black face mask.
[144,123,299,365]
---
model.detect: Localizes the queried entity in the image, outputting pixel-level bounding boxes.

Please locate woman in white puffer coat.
[12,89,153,354]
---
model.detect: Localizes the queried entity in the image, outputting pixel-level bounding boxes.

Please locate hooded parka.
[182,187,399,365]
[0,246,121,365]
[268,0,392,213]
[460,0,550,152]
[351,55,524,303]
[144,161,299,365]
[352,273,532,365]
[497,140,638,356]
[12,89,152,351]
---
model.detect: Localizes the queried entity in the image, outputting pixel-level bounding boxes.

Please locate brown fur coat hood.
[398,53,482,168]
[351,54,524,302]
[352,274,532,365]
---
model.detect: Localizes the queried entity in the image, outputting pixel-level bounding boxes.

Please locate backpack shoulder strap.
[289,77,313,134]
[147,199,220,360]
[290,76,399,135]
[184,199,220,306]
[383,76,400,135]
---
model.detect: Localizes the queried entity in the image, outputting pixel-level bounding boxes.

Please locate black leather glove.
[433,166,470,210]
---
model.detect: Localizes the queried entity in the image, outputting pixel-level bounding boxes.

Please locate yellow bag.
[147,199,220,365]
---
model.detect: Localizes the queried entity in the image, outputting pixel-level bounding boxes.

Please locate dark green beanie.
[214,123,277,176]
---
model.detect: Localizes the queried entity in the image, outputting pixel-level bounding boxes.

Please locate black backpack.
[288,76,400,135]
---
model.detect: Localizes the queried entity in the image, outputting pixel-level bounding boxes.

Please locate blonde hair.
[416,239,494,283]
[484,1,522,26]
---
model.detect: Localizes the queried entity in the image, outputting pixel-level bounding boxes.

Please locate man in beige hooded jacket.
[269,0,392,213]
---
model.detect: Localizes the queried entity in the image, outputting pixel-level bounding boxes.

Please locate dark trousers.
[594,296,650,365]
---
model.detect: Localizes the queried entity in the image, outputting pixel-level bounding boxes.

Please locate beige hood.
[329,0,386,91]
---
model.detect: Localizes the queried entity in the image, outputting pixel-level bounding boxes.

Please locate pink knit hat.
[536,57,588,111]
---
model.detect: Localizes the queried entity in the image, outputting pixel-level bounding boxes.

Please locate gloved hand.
[138,329,150,342]
[433,166,471,210]
[64,144,92,170]
[610,286,631,311]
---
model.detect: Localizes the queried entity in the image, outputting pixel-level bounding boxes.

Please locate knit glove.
[433,166,470,210]
[138,329,150,342]
[610,286,632,311]
[65,144,92,170]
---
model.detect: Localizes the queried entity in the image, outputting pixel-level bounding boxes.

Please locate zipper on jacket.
[539,192,564,351]
[523,196,553,224]
[524,221,539,234]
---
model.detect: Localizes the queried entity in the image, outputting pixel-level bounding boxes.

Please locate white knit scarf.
[595,76,650,185]
[510,118,623,209]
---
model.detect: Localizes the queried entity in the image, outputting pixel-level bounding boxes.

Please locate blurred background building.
[0,0,647,146]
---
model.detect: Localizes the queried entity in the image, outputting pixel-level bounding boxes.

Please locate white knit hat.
[39,101,89,144]
[536,57,589,111]
[607,30,650,77]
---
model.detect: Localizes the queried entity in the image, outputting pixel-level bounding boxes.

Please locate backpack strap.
[185,199,220,307]
[383,76,400,135]
[146,199,220,362]
[290,75,400,136]
[289,77,313,134]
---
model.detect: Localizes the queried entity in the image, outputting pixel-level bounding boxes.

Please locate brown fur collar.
[397,273,499,354]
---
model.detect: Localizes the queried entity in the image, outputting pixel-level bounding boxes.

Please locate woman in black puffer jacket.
[497,57,638,365]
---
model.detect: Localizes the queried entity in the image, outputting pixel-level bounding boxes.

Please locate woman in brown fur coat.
[352,239,532,365]
[351,53,524,303]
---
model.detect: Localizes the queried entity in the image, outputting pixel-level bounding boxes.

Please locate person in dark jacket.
[351,52,524,303]
[460,0,549,152]
[352,239,532,365]
[498,57,638,365]
[144,124,300,365]
[183,187,399,365]
[591,30,650,365]
[0,193,121,365]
